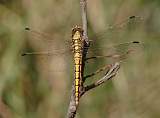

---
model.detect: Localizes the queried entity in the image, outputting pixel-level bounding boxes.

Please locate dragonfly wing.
[89,15,143,42]
[24,27,72,57]
[22,27,74,74]
[86,41,142,63]
[86,15,143,63]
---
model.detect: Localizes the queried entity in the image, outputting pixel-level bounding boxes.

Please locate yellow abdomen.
[72,26,84,106]
[74,52,82,106]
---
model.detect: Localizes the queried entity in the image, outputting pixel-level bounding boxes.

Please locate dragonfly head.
[72,25,83,39]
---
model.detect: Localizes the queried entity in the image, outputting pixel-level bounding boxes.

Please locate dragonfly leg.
[83,50,132,80]
[85,55,113,61]
[84,64,113,80]
[81,62,120,96]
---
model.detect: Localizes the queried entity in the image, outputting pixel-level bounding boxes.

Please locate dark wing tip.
[132,41,140,44]
[129,16,136,19]
[21,53,26,56]
[25,27,30,30]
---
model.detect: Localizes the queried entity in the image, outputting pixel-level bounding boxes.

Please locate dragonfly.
[22,15,142,56]
[22,15,143,106]
[22,15,143,70]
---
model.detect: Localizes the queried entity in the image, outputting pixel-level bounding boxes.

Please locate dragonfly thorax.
[72,26,84,53]
[72,31,81,40]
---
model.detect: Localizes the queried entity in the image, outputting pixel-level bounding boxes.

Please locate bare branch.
[80,0,89,44]
[0,97,12,118]
[67,1,120,118]
[66,82,77,118]
[81,62,120,96]
[67,1,88,118]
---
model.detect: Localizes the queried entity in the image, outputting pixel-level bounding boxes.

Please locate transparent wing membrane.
[22,16,143,62]
[25,26,71,45]
[22,40,141,59]
[89,15,143,41]
[25,27,55,41]
[86,49,135,61]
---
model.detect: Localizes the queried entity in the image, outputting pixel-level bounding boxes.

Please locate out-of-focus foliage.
[0,0,160,118]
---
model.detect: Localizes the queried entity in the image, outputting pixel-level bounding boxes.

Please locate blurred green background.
[0,0,160,118]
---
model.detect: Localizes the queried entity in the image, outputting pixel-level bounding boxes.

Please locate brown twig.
[67,62,120,118]
[67,0,88,118]
[81,62,120,96]
[80,0,88,43]
[0,97,12,118]
[66,82,78,118]
[66,1,120,118]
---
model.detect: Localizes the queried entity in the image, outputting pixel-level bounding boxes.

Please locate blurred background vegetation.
[0,0,160,118]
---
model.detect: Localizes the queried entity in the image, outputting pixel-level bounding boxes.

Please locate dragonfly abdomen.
[74,52,82,106]
[72,26,84,106]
